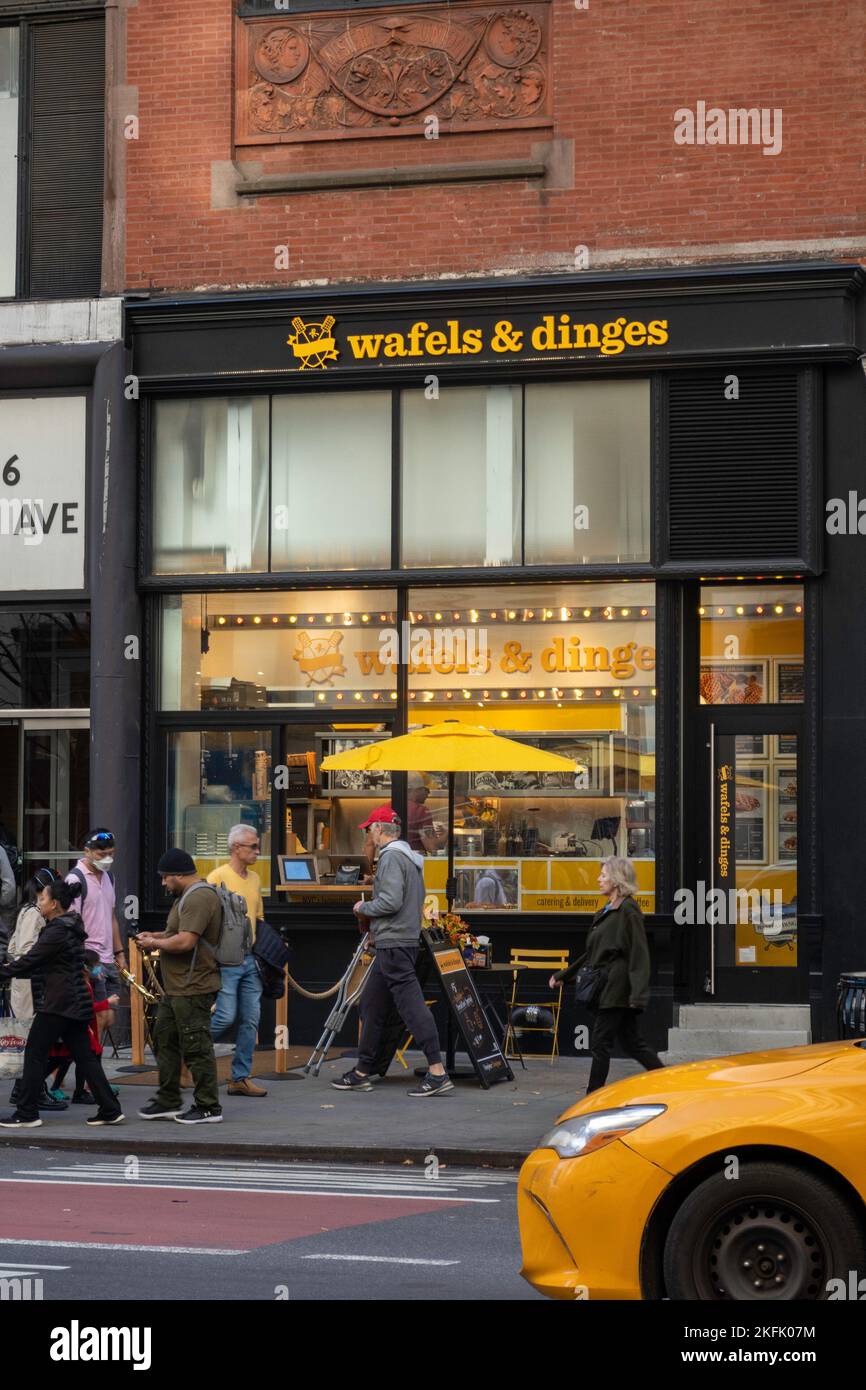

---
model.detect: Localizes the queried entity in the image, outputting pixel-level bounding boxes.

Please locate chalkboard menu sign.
[421,928,514,1089]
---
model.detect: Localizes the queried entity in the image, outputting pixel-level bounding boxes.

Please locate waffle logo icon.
[293,630,347,686]
[287,314,339,370]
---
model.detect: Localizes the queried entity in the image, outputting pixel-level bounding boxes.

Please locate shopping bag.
[0,1017,30,1079]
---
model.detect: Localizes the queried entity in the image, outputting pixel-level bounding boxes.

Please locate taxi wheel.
[663,1161,866,1300]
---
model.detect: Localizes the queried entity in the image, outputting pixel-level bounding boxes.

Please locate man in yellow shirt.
[207,824,267,1098]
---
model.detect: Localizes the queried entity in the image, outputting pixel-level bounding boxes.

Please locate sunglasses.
[85,833,115,849]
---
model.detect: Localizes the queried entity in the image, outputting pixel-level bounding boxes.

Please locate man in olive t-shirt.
[135,849,223,1124]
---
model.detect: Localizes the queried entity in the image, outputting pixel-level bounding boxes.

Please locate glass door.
[704,716,802,1001]
[20,718,90,879]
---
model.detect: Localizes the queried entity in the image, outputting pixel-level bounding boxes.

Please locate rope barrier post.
[130,938,145,1066]
[275,965,289,1075]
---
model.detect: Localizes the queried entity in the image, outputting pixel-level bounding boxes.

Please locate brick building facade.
[119,0,866,294]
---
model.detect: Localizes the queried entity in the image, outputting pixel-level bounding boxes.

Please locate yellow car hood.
[558,1041,854,1122]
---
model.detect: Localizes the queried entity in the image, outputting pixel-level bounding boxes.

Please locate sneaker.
[175,1106,223,1125]
[46,1087,68,1103]
[85,1110,125,1127]
[227,1078,268,1097]
[0,1113,42,1128]
[71,1090,97,1105]
[330,1069,373,1092]
[38,1088,69,1112]
[138,1100,183,1120]
[407,1071,454,1098]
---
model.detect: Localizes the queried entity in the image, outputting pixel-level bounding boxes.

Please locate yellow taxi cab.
[518,1040,866,1300]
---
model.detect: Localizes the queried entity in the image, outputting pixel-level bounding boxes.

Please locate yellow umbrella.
[321,720,584,908]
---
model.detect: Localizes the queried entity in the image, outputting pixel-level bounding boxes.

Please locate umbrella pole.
[446,770,456,912]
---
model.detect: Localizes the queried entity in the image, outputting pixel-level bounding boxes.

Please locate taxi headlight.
[539,1105,666,1159]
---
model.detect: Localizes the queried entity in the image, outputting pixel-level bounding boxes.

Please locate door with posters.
[698,712,804,1003]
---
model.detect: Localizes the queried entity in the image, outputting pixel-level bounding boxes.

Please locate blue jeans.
[210,954,262,1082]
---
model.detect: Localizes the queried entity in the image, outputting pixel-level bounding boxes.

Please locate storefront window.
[524,380,651,563]
[152,397,269,574]
[401,386,522,568]
[166,729,273,892]
[699,585,804,704]
[406,582,656,913]
[0,611,90,708]
[160,590,398,710]
[271,391,391,570]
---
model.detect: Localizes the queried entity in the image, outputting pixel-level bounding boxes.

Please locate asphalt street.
[0,1146,539,1301]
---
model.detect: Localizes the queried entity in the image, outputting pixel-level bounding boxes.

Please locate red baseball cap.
[359,805,399,830]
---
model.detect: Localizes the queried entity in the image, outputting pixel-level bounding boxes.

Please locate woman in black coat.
[0,878,124,1128]
[551,857,665,1093]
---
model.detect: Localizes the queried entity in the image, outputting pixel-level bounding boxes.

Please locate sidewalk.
[0,1049,643,1169]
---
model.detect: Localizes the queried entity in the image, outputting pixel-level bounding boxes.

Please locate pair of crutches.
[304,932,376,1076]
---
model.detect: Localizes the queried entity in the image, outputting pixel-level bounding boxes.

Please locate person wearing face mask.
[0,878,124,1128]
[67,828,128,1043]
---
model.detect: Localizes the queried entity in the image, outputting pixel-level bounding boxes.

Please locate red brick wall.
[124,0,866,291]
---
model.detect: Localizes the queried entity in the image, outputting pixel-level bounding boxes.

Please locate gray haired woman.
[550,856,664,1093]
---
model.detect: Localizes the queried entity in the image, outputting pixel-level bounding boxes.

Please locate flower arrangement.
[440,912,480,954]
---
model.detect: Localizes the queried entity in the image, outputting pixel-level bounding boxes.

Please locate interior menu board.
[422,929,514,1088]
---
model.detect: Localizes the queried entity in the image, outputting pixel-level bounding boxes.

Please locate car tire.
[663,1160,866,1300]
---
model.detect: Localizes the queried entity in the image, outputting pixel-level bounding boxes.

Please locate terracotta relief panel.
[235,2,552,144]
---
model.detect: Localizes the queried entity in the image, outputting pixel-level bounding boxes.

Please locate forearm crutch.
[304,933,375,1076]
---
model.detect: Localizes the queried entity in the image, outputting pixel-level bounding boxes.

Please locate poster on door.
[0,396,87,591]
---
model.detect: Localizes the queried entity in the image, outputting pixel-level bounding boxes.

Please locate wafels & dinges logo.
[286,313,670,369]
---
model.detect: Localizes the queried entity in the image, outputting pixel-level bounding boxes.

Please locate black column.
[819,358,866,1040]
[88,341,141,935]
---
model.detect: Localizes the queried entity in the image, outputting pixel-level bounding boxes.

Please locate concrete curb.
[0,1134,527,1170]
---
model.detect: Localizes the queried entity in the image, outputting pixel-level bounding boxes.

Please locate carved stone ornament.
[235,1,551,144]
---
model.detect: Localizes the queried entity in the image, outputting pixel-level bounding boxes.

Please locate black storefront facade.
[126,262,866,1053]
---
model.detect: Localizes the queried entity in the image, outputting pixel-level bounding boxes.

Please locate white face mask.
[92,855,114,871]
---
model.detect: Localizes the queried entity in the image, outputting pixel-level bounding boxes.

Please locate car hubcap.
[698,1199,827,1299]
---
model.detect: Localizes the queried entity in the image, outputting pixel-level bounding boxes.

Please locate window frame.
[142,376,656,583]
[0,5,105,301]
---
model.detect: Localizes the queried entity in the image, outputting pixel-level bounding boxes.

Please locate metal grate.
[667,371,801,561]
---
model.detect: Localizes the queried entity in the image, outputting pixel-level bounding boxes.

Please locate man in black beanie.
[135,850,223,1124]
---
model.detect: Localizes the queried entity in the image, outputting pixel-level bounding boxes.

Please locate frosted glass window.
[401,386,521,567]
[152,397,269,574]
[271,391,391,570]
[0,28,19,298]
[524,381,651,564]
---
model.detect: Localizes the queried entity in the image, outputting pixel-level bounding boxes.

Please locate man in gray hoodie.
[332,814,452,1098]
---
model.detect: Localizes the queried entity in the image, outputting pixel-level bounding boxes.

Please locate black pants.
[587,1006,664,1093]
[358,946,442,1072]
[15,1013,119,1121]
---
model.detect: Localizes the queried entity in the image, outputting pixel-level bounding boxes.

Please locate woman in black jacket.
[551,857,665,1094]
[0,878,124,1128]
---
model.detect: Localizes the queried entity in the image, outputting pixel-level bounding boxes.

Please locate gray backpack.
[179,880,250,974]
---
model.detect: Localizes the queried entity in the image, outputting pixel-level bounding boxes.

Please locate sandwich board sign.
[421,927,513,1088]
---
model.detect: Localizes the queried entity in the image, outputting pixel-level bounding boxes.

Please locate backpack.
[252,921,292,1000]
[179,881,250,974]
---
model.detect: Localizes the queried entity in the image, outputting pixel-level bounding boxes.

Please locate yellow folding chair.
[504,948,569,1063]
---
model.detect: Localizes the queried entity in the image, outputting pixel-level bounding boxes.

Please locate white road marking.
[15,1160,514,1188]
[0,1176,498,1203]
[301,1254,460,1266]
[0,1237,245,1256]
[0,1262,69,1270]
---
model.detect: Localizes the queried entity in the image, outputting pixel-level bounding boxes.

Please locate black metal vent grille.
[667,371,800,561]
[28,15,105,298]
